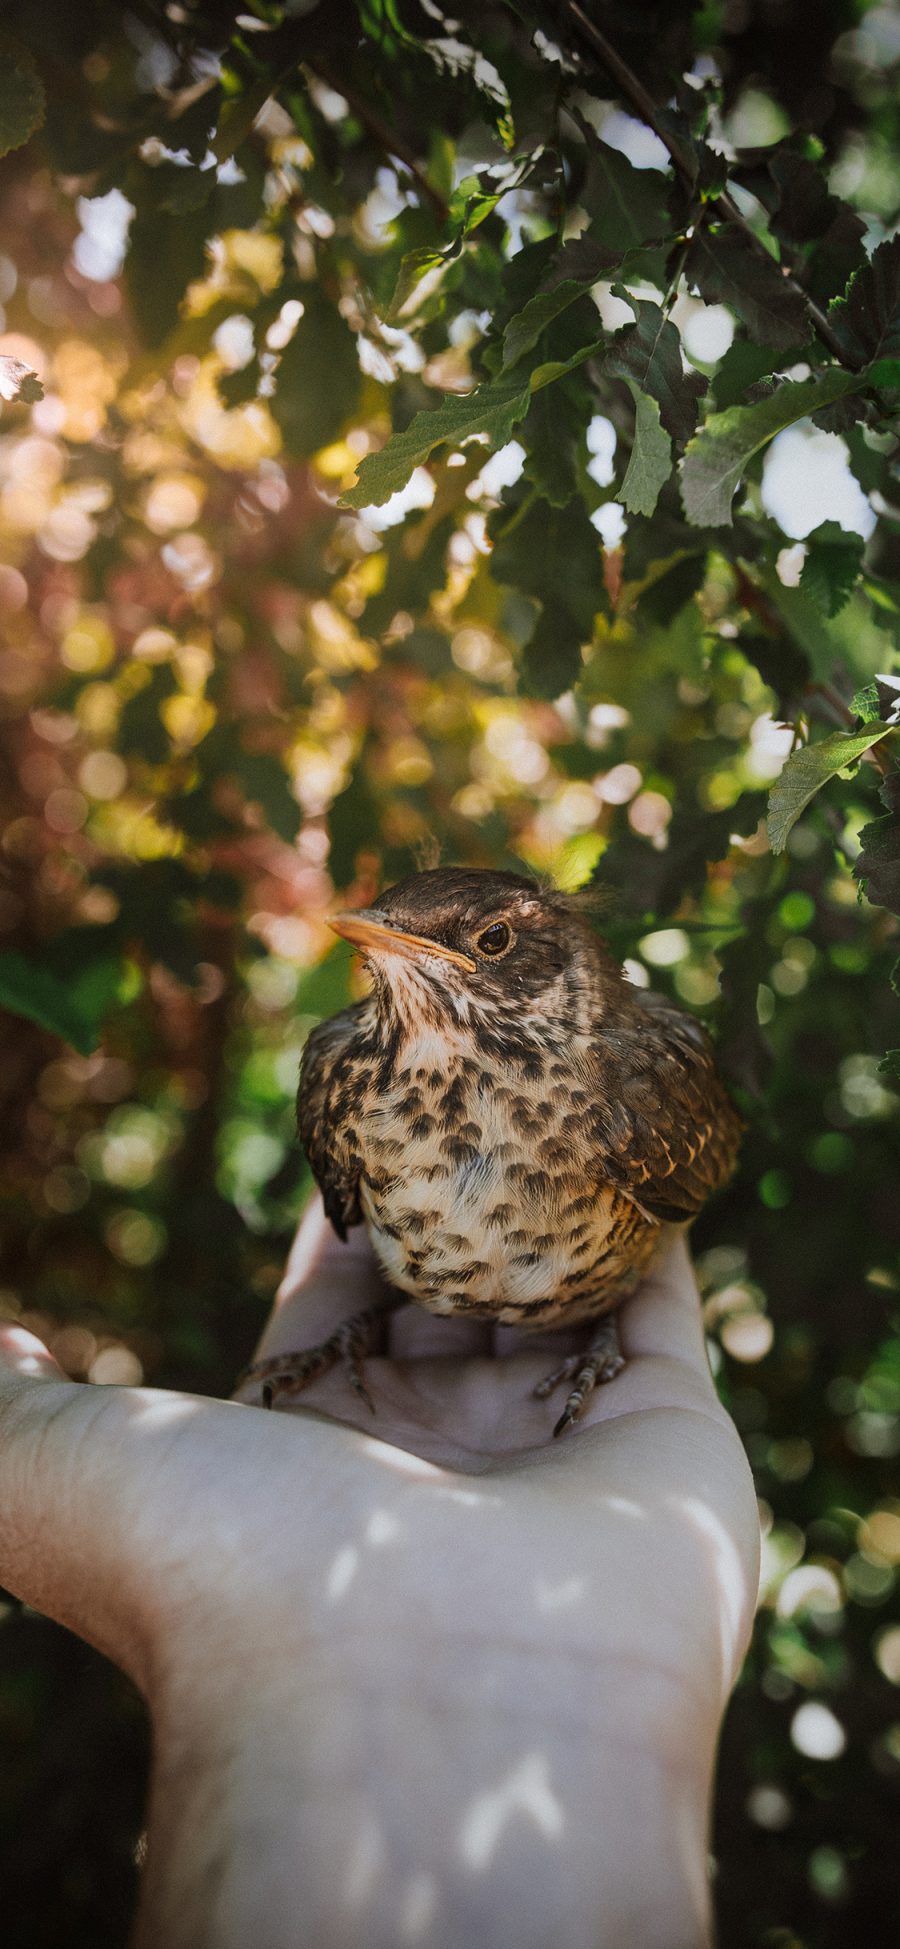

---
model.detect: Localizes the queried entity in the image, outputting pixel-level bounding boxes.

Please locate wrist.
[139,1627,716,1949]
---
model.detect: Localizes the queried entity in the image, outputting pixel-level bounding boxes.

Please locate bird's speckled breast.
[355,1036,658,1327]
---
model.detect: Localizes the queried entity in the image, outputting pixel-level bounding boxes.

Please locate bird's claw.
[238,1298,402,1414]
[533,1316,626,1436]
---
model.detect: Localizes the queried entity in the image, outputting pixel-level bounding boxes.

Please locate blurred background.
[0,2,899,1944]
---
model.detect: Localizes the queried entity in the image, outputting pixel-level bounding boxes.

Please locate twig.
[805,680,894,777]
[820,801,861,865]
[550,0,855,369]
[662,226,697,314]
[307,57,448,222]
[804,679,856,731]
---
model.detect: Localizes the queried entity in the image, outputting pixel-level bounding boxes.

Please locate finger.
[0,1350,151,1678]
[618,1228,711,1376]
[0,1324,66,1384]
[255,1197,391,1361]
[388,1307,493,1359]
[0,1352,287,1692]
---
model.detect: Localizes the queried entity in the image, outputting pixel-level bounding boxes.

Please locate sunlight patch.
[459,1753,564,1871]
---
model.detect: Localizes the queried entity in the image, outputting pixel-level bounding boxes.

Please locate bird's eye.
[476,920,512,956]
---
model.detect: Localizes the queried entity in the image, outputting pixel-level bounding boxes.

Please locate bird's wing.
[589,990,743,1225]
[296,1003,369,1239]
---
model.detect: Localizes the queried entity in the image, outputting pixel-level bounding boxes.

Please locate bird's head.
[328,867,622,1040]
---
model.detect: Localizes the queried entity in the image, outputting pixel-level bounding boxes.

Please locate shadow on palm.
[227,1199,760,1726]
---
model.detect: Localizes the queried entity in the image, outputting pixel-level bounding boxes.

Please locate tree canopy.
[0,3,899,1944]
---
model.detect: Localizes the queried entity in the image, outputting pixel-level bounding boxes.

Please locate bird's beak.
[328,909,476,972]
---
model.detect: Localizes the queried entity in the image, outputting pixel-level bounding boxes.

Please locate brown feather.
[295,868,742,1325]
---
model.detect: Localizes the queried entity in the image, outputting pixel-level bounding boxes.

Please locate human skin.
[0,1200,759,1948]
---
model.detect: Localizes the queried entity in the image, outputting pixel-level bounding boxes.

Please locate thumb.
[0,1326,156,1688]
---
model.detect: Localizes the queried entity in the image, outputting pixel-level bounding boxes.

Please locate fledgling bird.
[245,868,742,1433]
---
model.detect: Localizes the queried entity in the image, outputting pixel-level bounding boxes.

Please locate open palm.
[0,1197,759,1948]
[234,1201,759,1721]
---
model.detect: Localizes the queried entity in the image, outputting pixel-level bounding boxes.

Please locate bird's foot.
[533,1315,626,1437]
[237,1298,403,1414]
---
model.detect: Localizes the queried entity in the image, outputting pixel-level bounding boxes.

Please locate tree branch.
[550,0,854,369]
[307,58,449,223]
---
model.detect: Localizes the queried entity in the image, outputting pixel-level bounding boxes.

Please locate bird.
[243,867,742,1434]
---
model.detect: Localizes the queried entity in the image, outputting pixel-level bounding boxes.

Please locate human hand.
[0,1200,759,1949]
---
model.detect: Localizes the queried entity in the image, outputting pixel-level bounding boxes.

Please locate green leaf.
[578,126,670,255]
[766,148,840,250]
[520,603,583,700]
[295,945,355,1019]
[852,681,882,722]
[680,369,864,527]
[272,289,362,458]
[828,236,900,369]
[605,293,706,443]
[755,569,851,682]
[140,159,215,216]
[523,382,584,508]
[868,358,900,394]
[490,489,606,698]
[0,950,124,1054]
[635,552,707,625]
[807,204,868,309]
[218,358,262,408]
[854,809,900,916]
[342,373,531,509]
[384,245,446,322]
[0,37,45,160]
[854,774,900,916]
[447,175,502,236]
[528,340,605,391]
[799,521,865,616]
[711,338,786,413]
[715,895,776,1101]
[686,224,808,350]
[766,725,893,853]
[198,726,301,843]
[235,751,302,844]
[125,200,213,348]
[619,384,672,517]
[490,493,605,638]
[119,666,177,764]
[328,766,383,887]
[738,630,811,713]
[212,76,273,164]
[501,238,617,369]
[362,514,455,634]
[595,795,767,917]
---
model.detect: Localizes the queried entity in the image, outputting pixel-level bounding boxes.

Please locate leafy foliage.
[605,294,707,445]
[619,384,672,517]
[855,775,900,917]
[0,954,110,1056]
[0,34,44,160]
[577,129,670,254]
[800,520,866,615]
[767,726,893,852]
[343,372,533,507]
[680,371,866,526]
[687,222,810,349]
[0,3,899,1946]
[829,235,900,366]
